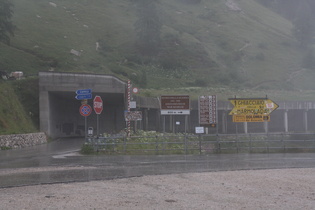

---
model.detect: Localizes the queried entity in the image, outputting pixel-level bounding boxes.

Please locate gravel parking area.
[1,168,315,210]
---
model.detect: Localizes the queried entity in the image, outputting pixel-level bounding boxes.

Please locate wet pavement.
[1,137,315,188]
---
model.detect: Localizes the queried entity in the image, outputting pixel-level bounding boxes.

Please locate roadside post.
[198,95,217,134]
[124,80,142,137]
[93,95,103,137]
[127,80,131,137]
[160,95,190,133]
[75,89,92,100]
[79,104,92,140]
[228,97,279,122]
[228,97,279,134]
[76,89,92,141]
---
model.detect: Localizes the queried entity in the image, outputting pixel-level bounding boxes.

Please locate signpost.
[127,80,131,137]
[160,95,190,115]
[93,96,103,114]
[160,95,190,133]
[195,127,205,134]
[199,95,217,127]
[93,96,103,137]
[229,98,279,122]
[79,104,92,139]
[75,94,92,100]
[79,104,92,117]
[124,111,142,121]
[76,89,92,95]
[76,89,92,140]
[233,115,270,123]
[75,89,92,100]
[229,98,278,115]
[130,101,136,109]
[132,87,139,94]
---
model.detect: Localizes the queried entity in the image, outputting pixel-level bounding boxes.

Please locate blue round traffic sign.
[79,104,92,117]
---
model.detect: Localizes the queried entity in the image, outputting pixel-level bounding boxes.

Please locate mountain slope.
[1,0,310,89]
[0,81,36,134]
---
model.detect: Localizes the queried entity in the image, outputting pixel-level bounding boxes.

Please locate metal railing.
[85,133,315,155]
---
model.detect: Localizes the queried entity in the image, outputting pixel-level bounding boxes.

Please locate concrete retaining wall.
[0,132,47,149]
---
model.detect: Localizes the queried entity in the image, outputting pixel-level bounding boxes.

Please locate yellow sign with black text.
[233,115,270,122]
[229,98,279,115]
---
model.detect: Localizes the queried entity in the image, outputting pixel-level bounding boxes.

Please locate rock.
[0,133,47,149]
[49,2,57,8]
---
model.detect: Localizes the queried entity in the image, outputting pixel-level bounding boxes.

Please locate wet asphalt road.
[1,137,315,188]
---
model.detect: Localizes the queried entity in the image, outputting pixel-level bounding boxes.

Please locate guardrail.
[85,133,315,155]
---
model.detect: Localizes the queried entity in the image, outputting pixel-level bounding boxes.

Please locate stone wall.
[0,132,47,149]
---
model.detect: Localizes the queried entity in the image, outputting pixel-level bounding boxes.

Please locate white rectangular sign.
[161,110,190,115]
[195,127,205,134]
[130,101,136,109]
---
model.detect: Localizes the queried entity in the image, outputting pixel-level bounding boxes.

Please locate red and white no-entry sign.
[93,95,103,114]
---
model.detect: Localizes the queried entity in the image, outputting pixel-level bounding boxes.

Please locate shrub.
[80,144,94,155]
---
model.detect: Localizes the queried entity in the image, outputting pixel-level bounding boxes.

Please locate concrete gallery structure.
[39,72,126,139]
[39,72,315,138]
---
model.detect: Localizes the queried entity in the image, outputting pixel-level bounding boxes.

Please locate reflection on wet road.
[0,137,84,169]
[1,137,315,188]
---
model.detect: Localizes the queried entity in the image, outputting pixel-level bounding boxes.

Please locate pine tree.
[0,0,15,44]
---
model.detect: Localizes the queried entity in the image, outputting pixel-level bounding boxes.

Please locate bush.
[80,144,94,155]
[1,146,11,150]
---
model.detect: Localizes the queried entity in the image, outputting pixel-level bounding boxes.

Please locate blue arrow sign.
[75,94,92,100]
[76,89,92,95]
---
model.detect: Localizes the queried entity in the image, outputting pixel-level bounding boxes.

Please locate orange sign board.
[233,115,270,122]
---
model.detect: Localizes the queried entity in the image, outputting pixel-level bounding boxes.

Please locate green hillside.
[0,81,37,134]
[1,0,311,89]
[2,0,315,135]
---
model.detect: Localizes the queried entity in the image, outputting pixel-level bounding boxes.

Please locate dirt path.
[1,168,315,209]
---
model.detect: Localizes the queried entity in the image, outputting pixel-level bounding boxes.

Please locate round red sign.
[93,95,103,114]
[132,87,139,94]
[79,104,92,117]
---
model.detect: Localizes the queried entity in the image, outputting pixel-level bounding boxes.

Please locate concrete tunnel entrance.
[39,72,127,139]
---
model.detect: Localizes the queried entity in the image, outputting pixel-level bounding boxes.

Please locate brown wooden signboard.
[160,95,190,115]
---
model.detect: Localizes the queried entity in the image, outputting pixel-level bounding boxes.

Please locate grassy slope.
[4,0,306,89]
[146,0,303,89]
[9,0,137,73]
[1,0,314,135]
[0,82,36,134]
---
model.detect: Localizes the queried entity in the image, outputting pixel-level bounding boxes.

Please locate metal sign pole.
[85,116,87,141]
[185,115,188,134]
[216,95,219,135]
[127,80,131,137]
[97,115,99,137]
[93,95,103,137]
[163,116,165,133]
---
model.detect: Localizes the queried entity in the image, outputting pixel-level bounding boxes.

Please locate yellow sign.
[233,115,270,122]
[229,98,279,115]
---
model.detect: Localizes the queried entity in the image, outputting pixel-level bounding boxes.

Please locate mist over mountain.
[1,0,315,90]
